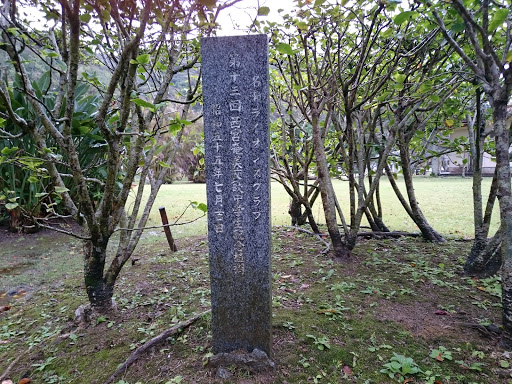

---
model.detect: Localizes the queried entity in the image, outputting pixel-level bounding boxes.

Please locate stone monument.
[201,34,272,357]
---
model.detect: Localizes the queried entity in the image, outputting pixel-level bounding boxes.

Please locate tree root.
[278,226,422,253]
[0,355,21,381]
[103,310,211,384]
[278,226,331,254]
[356,231,421,239]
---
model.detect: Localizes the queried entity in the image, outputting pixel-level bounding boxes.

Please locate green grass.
[135,176,499,239]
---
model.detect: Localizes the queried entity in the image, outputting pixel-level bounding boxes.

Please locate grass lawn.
[137,176,499,240]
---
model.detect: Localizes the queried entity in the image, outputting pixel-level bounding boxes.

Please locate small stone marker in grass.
[201,34,272,359]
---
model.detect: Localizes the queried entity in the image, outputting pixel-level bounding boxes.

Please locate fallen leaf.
[435,353,444,361]
[317,309,335,314]
[434,310,448,315]
[342,365,353,375]
[19,379,31,384]
[299,284,310,290]
[0,306,11,312]
[281,275,292,279]
[477,286,486,292]
[1,380,14,384]
[434,380,443,384]
[403,379,415,384]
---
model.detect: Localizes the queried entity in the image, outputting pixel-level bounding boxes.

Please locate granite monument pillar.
[201,34,272,356]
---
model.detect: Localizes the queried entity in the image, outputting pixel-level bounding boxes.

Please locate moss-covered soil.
[0,227,510,384]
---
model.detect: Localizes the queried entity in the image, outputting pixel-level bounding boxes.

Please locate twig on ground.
[0,355,21,381]
[356,231,421,239]
[278,226,331,255]
[103,310,211,384]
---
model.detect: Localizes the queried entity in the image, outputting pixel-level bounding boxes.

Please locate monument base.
[208,348,275,374]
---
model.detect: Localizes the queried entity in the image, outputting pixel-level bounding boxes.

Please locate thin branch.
[160,93,202,105]
[277,226,331,255]
[0,354,22,381]
[103,310,210,384]
[34,221,91,240]
[112,214,206,234]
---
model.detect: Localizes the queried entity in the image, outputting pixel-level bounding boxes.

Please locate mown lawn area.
[140,177,499,239]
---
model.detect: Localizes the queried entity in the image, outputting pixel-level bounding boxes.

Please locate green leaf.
[276,43,294,56]
[197,203,207,213]
[5,202,19,210]
[314,0,326,6]
[393,73,406,83]
[450,23,465,33]
[136,53,150,65]
[506,50,512,62]
[1,146,18,156]
[101,9,110,21]
[157,161,170,168]
[169,123,182,134]
[198,0,216,8]
[80,14,91,23]
[295,21,308,30]
[393,11,417,25]
[131,98,156,112]
[54,186,70,193]
[258,6,270,16]
[429,94,440,102]
[489,9,508,32]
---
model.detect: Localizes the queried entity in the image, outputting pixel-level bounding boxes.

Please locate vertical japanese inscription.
[202,35,271,356]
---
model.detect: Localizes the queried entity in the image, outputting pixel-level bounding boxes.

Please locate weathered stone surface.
[208,348,275,373]
[216,367,232,379]
[201,34,272,356]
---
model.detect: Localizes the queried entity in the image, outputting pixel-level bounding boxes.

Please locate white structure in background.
[431,106,512,176]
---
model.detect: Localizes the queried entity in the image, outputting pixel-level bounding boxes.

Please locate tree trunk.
[492,100,512,348]
[465,92,501,276]
[289,197,305,226]
[312,112,350,258]
[84,239,114,310]
[398,134,445,243]
[465,229,502,277]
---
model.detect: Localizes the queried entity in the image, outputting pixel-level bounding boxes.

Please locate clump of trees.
[258,0,512,346]
[0,0,239,310]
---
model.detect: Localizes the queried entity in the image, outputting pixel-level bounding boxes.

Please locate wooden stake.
[159,207,178,252]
